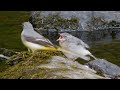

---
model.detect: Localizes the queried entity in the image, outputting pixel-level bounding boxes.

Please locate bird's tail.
[42,46,96,61]
[77,54,97,61]
[56,47,97,61]
[57,47,92,61]
[80,55,91,61]
[89,54,97,60]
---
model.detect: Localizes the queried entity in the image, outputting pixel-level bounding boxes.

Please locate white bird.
[57,33,97,61]
[21,21,56,53]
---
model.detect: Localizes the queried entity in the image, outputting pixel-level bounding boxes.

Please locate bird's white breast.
[21,35,44,51]
[60,40,90,54]
[27,42,44,50]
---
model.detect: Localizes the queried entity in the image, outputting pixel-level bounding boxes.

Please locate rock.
[0,54,10,61]
[31,11,120,31]
[86,59,120,79]
[0,48,17,57]
[37,56,106,79]
[0,51,107,79]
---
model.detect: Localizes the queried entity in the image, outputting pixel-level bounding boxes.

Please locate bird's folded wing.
[23,35,55,47]
[76,39,89,48]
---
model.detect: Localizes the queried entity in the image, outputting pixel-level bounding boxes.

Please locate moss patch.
[0,60,9,72]
[88,16,120,30]
[0,50,64,79]
[32,13,79,30]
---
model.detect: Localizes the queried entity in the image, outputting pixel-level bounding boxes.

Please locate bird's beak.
[56,34,65,42]
[56,38,60,41]
[56,33,62,41]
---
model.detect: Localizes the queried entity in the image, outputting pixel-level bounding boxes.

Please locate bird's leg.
[27,50,36,61]
[28,48,31,52]
[22,51,27,60]
[23,51,36,65]
[27,55,34,61]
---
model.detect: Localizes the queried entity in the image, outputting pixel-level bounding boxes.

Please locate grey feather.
[21,22,55,52]
[58,33,96,61]
[23,35,54,47]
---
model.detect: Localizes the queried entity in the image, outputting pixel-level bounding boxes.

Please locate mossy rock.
[0,48,17,57]
[0,50,64,79]
[31,13,80,31]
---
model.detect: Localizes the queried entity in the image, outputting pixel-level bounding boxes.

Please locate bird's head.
[56,33,71,42]
[22,22,33,29]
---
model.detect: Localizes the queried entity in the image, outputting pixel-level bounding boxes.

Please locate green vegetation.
[0,60,9,72]
[0,11,120,79]
[87,16,107,30]
[0,11,30,51]
[108,20,120,27]
[91,16,106,25]
[88,16,120,30]
[0,50,63,79]
[32,13,79,30]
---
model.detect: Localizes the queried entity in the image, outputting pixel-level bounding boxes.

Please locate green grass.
[0,60,9,72]
[0,11,30,51]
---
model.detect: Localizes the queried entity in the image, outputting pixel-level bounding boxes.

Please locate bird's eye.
[59,35,63,39]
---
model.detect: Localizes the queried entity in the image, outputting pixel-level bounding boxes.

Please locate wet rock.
[0,52,108,79]
[0,54,10,61]
[37,56,106,79]
[86,59,120,79]
[31,11,120,31]
[0,48,17,57]
[30,11,83,31]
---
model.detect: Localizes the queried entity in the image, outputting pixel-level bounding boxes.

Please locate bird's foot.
[22,56,34,65]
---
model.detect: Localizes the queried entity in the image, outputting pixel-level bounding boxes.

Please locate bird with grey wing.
[57,33,97,61]
[21,21,74,62]
[21,22,57,54]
